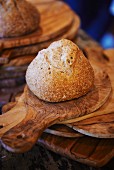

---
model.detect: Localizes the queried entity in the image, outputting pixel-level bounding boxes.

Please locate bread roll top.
[26,39,94,102]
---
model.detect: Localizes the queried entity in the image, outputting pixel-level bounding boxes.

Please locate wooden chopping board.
[62,48,114,138]
[1,99,83,138]
[0,1,80,49]
[1,97,113,167]
[0,63,111,153]
[1,100,83,138]
[0,30,113,167]
[39,132,114,167]
[44,124,83,138]
[38,49,114,167]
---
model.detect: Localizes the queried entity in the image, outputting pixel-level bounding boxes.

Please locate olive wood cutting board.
[1,96,114,167]
[44,124,83,138]
[1,99,83,138]
[38,49,114,167]
[1,99,114,167]
[1,95,83,138]
[0,31,113,167]
[0,62,111,153]
[61,48,114,138]
[0,1,80,49]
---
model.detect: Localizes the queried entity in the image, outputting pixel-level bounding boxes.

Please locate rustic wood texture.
[68,112,114,138]
[0,63,111,153]
[0,1,80,49]
[1,100,83,138]
[0,13,79,62]
[0,30,114,168]
[38,48,114,167]
[39,133,114,167]
[1,94,83,138]
[66,47,114,138]
[45,124,83,138]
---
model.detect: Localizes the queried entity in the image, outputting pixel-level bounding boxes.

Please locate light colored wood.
[66,48,114,138]
[0,66,111,153]
[44,129,82,138]
[60,108,114,124]
[2,102,17,114]
[103,48,114,59]
[2,101,83,138]
[60,69,112,124]
[45,124,83,138]
[0,1,80,49]
[68,113,114,138]
[0,94,26,138]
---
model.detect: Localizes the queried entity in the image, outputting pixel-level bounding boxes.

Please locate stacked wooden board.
[0,0,80,88]
[0,0,114,168]
[0,30,114,167]
[0,0,80,62]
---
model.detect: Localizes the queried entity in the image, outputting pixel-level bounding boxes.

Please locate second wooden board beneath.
[0,1,80,49]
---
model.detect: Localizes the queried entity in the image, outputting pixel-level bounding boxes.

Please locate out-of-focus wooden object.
[0,1,80,49]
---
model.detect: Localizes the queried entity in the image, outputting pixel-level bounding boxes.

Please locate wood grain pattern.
[0,1,80,49]
[0,31,114,167]
[2,95,83,138]
[39,133,114,167]
[0,12,79,62]
[37,38,114,168]
[66,48,114,138]
[45,124,83,138]
[0,66,111,153]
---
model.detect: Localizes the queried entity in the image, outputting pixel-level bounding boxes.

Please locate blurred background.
[64,0,114,49]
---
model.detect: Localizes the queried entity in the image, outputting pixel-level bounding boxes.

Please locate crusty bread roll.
[26,39,94,102]
[0,0,40,38]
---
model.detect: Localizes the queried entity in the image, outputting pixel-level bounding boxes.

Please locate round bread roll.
[0,0,40,38]
[26,39,94,102]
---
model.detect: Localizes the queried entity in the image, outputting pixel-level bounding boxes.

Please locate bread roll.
[0,0,40,38]
[26,39,94,102]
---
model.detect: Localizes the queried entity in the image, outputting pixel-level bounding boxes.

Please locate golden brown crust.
[0,0,40,38]
[26,39,94,102]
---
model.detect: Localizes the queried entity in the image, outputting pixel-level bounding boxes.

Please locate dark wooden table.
[0,30,114,170]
